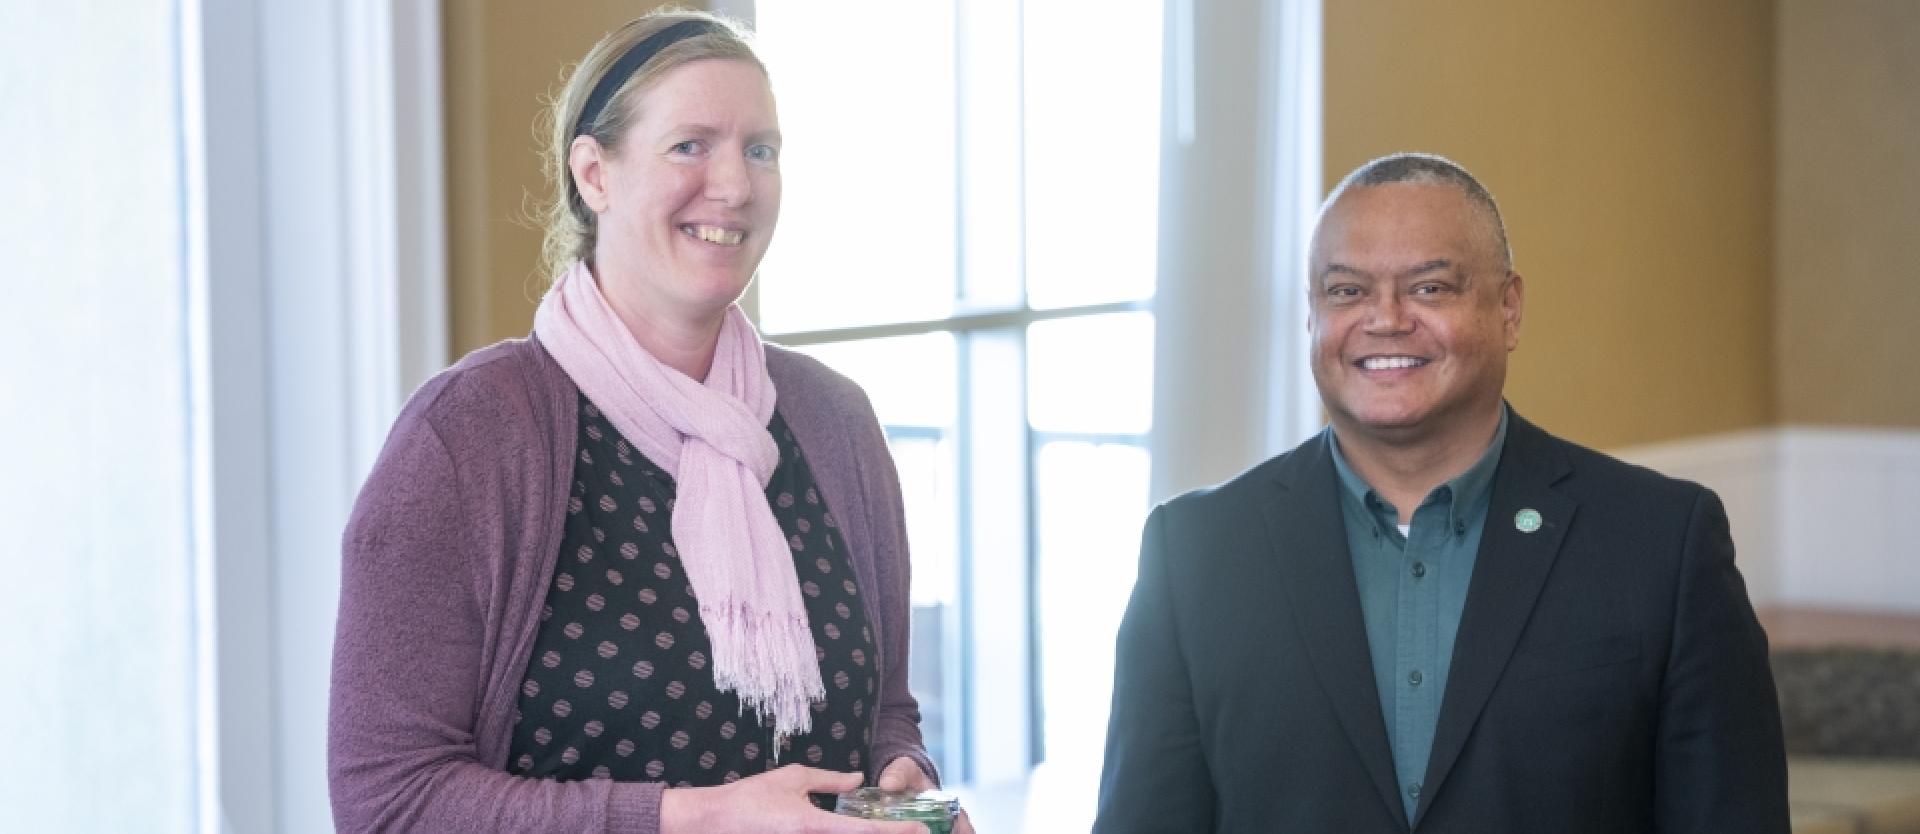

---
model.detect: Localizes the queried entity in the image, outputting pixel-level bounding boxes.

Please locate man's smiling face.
[1307,181,1522,448]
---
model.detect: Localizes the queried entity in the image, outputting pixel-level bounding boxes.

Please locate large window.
[0,3,199,830]
[752,3,1164,818]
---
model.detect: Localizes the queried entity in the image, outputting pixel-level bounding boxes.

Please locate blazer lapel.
[1264,432,1411,831]
[1415,413,1577,823]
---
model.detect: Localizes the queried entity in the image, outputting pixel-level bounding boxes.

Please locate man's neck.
[1331,407,1505,525]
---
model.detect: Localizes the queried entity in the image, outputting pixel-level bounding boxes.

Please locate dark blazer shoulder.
[1514,416,1710,508]
[1152,431,1332,544]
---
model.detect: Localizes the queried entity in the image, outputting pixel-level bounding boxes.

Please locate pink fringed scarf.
[534,261,824,753]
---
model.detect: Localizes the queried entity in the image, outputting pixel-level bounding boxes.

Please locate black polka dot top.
[507,395,880,785]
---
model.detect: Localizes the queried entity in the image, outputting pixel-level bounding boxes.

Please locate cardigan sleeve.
[849,395,939,786]
[328,404,665,834]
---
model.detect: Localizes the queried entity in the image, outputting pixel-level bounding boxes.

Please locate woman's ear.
[568,135,611,214]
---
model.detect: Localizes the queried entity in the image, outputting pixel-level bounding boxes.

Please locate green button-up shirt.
[1328,407,1508,822]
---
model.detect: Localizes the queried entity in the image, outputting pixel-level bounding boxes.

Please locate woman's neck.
[593,264,727,382]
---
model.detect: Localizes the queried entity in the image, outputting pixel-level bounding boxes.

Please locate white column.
[188,0,447,830]
[1150,0,1322,503]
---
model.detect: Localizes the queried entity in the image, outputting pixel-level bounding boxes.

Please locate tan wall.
[1324,1,1776,450]
[1776,0,1920,428]
[444,1,686,358]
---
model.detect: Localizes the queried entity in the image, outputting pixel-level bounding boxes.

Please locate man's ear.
[1502,272,1525,351]
[569,135,610,214]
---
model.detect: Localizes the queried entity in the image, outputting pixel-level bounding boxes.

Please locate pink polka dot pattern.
[507,402,878,786]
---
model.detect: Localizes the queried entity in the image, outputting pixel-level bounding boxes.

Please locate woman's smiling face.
[585,58,782,319]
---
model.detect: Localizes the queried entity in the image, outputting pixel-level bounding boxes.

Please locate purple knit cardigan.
[329,336,936,834]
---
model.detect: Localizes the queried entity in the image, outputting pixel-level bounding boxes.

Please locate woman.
[329,11,967,833]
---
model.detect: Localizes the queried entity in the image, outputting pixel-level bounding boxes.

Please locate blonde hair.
[536,9,765,284]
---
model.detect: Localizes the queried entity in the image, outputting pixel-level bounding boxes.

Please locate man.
[1093,154,1788,833]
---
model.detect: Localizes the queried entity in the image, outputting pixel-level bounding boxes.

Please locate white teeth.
[1362,356,1426,370]
[687,225,744,246]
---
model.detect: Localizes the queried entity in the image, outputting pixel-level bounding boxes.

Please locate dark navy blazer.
[1093,412,1789,833]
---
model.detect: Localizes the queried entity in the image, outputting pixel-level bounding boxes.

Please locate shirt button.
[1408,670,1424,686]
[1408,782,1422,799]
[1411,561,1427,578]
[1454,520,1466,537]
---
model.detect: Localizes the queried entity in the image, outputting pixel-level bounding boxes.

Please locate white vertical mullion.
[955,0,1025,308]
[1150,0,1322,502]
[341,0,406,467]
[256,0,432,830]
[954,0,1033,790]
[188,0,436,828]
[393,0,450,398]
[182,0,278,829]
[1262,0,1323,454]
[961,331,1033,787]
[260,0,351,828]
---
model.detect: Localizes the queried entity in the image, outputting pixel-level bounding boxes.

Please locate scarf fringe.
[704,602,828,759]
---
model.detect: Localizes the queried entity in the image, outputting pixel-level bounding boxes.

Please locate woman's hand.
[877,757,976,834]
[661,764,929,834]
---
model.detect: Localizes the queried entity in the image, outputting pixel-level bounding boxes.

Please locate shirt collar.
[1328,405,1510,529]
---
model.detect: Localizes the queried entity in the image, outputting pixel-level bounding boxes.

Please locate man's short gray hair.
[1321,152,1514,271]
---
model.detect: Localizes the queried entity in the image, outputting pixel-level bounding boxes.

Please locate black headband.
[573,19,721,138]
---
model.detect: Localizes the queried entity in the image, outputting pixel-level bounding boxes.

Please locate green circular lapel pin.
[1514,508,1543,533]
